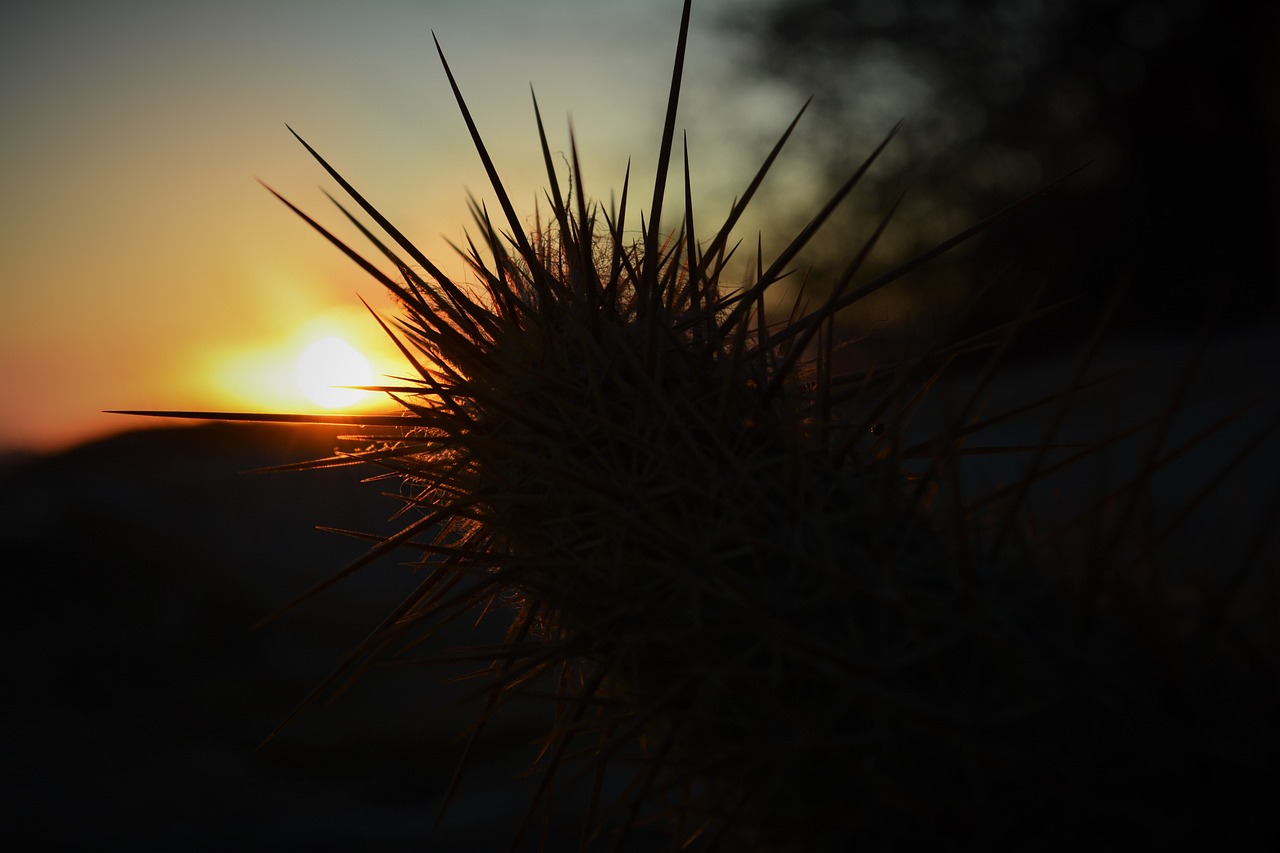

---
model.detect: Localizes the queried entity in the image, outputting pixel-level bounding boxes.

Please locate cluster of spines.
[110,0,1279,849]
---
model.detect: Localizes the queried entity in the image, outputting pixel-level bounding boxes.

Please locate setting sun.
[295,336,373,408]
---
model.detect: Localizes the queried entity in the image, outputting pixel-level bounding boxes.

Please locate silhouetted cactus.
[120,2,1278,849]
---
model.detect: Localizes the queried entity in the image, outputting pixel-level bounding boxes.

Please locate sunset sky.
[2,0,783,452]
[7,1,1276,454]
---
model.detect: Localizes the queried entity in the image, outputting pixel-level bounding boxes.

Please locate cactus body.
[124,1,1278,849]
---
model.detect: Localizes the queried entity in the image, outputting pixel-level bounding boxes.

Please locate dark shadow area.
[4,343,1276,850]
[720,0,1280,350]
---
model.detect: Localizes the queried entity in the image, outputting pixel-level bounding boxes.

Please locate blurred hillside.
[0,422,604,850]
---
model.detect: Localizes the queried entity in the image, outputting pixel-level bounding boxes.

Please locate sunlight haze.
[1,0,760,451]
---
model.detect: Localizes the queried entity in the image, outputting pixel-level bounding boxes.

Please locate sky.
[8,1,1274,454]
[2,0,787,452]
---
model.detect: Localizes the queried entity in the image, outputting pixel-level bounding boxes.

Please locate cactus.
[118,1,1278,849]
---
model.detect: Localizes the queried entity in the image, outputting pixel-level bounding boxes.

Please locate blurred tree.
[720,0,1280,348]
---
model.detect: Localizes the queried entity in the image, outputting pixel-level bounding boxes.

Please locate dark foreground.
[1,421,593,850]
[4,317,1278,851]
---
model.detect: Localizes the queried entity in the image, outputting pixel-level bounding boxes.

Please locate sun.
[295,336,373,408]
